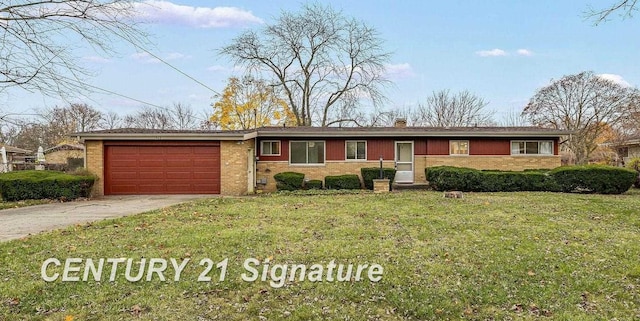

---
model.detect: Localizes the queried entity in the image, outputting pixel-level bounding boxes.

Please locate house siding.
[256,160,396,192]
[220,139,254,196]
[420,155,561,172]
[85,140,104,197]
[46,149,84,164]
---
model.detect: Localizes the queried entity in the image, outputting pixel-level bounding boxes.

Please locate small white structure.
[0,147,7,173]
[35,146,46,170]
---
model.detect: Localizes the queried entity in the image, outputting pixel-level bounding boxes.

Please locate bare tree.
[220,3,390,126]
[0,0,146,98]
[501,109,531,127]
[587,0,638,24]
[415,90,494,127]
[99,111,123,130]
[170,103,199,130]
[522,71,640,164]
[124,107,174,130]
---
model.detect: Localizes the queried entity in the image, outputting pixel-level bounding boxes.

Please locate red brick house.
[75,126,567,196]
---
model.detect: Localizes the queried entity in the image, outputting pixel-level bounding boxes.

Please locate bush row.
[273,168,397,191]
[0,170,95,201]
[426,165,636,194]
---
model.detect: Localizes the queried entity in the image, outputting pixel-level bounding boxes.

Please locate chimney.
[394,118,407,128]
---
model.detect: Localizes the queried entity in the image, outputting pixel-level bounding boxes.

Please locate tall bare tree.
[501,109,531,127]
[220,3,390,126]
[0,0,146,98]
[99,111,123,130]
[170,103,199,130]
[123,107,174,130]
[415,90,494,127]
[522,71,640,164]
[587,0,638,24]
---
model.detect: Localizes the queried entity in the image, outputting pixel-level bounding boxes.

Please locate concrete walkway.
[0,195,212,242]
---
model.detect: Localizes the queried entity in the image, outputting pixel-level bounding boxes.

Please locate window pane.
[511,142,521,155]
[271,142,280,155]
[308,142,324,164]
[540,141,553,155]
[450,141,468,155]
[290,142,307,164]
[346,142,356,159]
[526,142,539,154]
[357,142,366,159]
[262,141,271,155]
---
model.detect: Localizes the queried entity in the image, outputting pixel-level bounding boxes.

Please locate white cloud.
[597,73,631,87]
[130,51,190,64]
[516,49,534,56]
[384,63,415,80]
[475,48,508,57]
[82,56,111,63]
[133,0,263,28]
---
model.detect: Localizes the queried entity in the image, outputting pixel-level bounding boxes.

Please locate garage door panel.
[105,142,221,195]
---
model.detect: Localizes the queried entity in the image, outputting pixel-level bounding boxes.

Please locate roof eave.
[75,132,252,141]
[256,131,570,138]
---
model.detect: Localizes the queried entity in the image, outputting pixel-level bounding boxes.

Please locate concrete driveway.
[0,195,212,242]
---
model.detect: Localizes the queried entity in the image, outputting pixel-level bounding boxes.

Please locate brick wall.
[257,156,561,192]
[420,155,561,172]
[46,150,84,164]
[84,140,104,197]
[256,160,395,192]
[220,139,254,196]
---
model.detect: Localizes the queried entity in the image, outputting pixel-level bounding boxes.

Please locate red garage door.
[104,141,220,195]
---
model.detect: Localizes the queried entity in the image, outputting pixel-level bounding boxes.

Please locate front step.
[392,182,431,191]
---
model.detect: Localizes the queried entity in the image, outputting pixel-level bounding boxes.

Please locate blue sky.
[2,0,639,123]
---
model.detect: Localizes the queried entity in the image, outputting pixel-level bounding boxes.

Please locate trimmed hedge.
[325,174,361,190]
[0,170,95,201]
[305,179,323,190]
[361,167,396,190]
[273,172,305,191]
[626,157,640,188]
[426,165,635,194]
[550,165,637,194]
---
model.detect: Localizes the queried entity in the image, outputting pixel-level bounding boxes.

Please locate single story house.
[75,124,568,196]
[44,143,85,165]
[613,135,640,165]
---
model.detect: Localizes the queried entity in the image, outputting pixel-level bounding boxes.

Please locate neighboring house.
[613,135,640,165]
[75,124,568,196]
[44,143,85,165]
[0,144,33,171]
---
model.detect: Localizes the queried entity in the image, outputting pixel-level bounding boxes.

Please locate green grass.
[1,190,640,320]
[0,199,54,210]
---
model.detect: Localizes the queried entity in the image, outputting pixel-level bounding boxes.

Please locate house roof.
[74,128,255,141]
[74,126,570,141]
[0,144,32,154]
[44,143,85,154]
[255,126,571,138]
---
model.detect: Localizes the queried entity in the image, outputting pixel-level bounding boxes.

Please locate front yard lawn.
[1,191,639,320]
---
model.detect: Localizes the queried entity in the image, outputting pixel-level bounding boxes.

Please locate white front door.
[395,141,414,183]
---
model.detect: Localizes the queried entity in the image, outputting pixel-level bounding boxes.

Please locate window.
[261,141,281,156]
[346,141,366,160]
[511,140,553,155]
[449,140,469,155]
[290,141,325,164]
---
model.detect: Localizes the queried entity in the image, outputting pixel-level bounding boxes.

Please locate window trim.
[288,140,326,165]
[345,140,367,161]
[449,140,470,156]
[260,140,281,156]
[510,140,554,156]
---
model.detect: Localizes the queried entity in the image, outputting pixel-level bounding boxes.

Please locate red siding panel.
[469,139,511,155]
[427,139,450,155]
[367,139,394,160]
[326,139,345,161]
[104,141,220,195]
[258,139,289,162]
[414,139,427,155]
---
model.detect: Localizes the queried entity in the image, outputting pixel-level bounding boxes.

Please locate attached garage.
[104,141,221,195]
